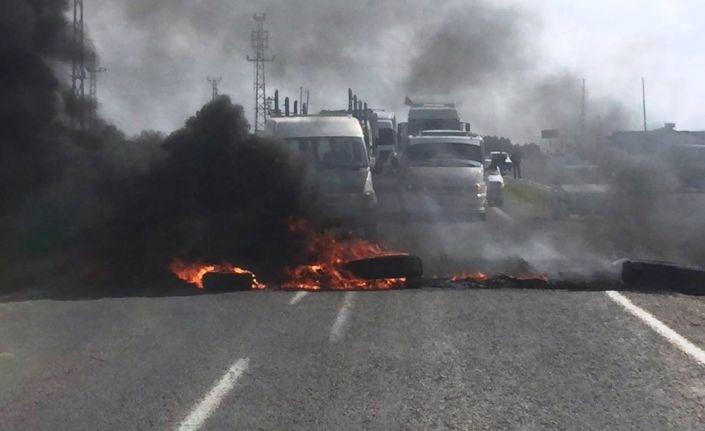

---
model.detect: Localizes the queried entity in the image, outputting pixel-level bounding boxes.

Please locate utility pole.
[87,62,106,124]
[299,86,303,114]
[71,0,86,129]
[207,77,222,100]
[246,14,274,133]
[642,77,648,131]
[580,78,586,145]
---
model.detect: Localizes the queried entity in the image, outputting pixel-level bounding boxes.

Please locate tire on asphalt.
[621,260,705,295]
[342,254,423,280]
[202,272,255,292]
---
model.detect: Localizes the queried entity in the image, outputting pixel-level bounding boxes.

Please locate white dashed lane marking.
[177,358,250,431]
[329,292,355,343]
[289,291,309,305]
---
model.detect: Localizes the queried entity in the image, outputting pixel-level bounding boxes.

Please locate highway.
[1,282,705,430]
[1,175,705,430]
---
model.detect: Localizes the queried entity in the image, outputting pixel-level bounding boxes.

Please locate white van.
[395,134,487,221]
[264,115,378,235]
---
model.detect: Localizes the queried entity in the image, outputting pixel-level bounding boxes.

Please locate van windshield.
[407,142,483,167]
[284,137,369,169]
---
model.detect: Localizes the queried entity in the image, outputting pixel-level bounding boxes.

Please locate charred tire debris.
[190,259,705,295]
[202,272,256,292]
[622,260,705,296]
[342,254,423,280]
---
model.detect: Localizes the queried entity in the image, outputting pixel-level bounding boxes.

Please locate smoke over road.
[91,97,314,283]
[0,2,315,290]
[2,0,703,295]
[89,0,635,142]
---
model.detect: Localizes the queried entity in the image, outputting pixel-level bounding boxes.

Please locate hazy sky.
[85,0,704,142]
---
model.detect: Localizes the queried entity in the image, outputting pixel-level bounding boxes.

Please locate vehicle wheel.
[477,212,487,222]
[342,254,423,280]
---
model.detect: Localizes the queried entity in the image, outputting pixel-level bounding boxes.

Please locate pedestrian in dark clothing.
[511,149,522,179]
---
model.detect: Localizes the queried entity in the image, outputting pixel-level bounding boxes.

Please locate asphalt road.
[1,286,705,430]
[1,181,705,430]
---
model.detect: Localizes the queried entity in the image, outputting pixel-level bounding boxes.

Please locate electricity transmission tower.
[246,14,274,133]
[87,63,106,124]
[71,0,86,128]
[207,77,223,100]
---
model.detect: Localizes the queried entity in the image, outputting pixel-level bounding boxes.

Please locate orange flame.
[452,271,491,282]
[284,221,405,290]
[169,259,266,289]
[513,273,549,282]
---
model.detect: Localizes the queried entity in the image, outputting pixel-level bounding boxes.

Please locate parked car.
[487,151,513,175]
[486,166,505,207]
[394,135,487,221]
[264,115,378,236]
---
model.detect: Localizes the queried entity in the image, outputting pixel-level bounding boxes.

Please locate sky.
[83,0,705,142]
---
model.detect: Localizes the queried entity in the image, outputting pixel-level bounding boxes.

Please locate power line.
[246,14,274,134]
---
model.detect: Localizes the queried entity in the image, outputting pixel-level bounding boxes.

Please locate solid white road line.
[177,358,250,431]
[606,291,705,366]
[490,207,514,224]
[329,292,355,343]
[289,291,309,305]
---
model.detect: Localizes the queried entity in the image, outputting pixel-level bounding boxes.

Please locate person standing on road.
[511,149,522,179]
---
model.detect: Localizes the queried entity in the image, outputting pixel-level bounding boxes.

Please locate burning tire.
[621,260,705,295]
[201,272,255,292]
[343,254,423,280]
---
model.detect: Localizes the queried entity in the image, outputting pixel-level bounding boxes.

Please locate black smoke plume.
[0,0,75,214]
[89,96,313,284]
[0,2,314,291]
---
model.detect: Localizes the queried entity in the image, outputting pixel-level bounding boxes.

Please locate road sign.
[541,129,558,139]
